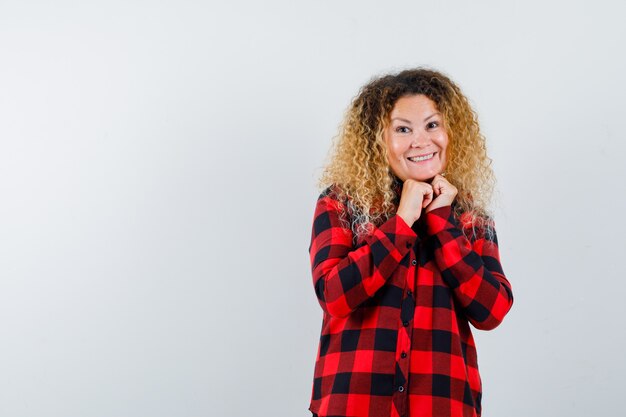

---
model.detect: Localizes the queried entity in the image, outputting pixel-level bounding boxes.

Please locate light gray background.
[1,1,625,416]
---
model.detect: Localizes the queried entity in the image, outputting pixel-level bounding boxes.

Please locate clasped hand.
[396,174,458,227]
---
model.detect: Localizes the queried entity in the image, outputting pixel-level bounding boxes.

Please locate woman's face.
[383,94,449,182]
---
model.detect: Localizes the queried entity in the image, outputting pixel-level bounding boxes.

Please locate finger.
[422,187,434,208]
[431,180,440,196]
[432,177,450,196]
[431,179,443,196]
[431,174,444,184]
[422,195,432,208]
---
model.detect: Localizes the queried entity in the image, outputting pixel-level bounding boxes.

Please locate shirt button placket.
[400,258,418,404]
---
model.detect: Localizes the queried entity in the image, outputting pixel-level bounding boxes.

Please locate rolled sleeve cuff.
[424,205,457,235]
[376,214,419,256]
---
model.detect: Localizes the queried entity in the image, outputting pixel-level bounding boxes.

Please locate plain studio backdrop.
[1,1,624,416]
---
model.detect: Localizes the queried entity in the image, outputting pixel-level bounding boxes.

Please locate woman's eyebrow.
[391,117,412,124]
[392,113,441,124]
[424,112,441,121]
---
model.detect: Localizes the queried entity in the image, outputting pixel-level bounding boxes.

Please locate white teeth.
[408,153,434,162]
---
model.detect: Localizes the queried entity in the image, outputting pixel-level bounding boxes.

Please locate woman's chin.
[407,173,438,183]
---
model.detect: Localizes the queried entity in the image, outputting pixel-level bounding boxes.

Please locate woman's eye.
[395,126,411,133]
[427,121,439,129]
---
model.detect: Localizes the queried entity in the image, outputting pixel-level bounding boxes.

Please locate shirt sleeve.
[423,205,514,330]
[309,193,418,318]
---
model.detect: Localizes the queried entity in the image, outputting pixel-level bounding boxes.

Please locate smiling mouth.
[407,153,435,162]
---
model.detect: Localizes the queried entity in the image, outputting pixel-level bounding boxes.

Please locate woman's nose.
[410,132,429,147]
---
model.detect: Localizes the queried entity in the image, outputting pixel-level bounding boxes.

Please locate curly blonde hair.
[317,67,497,242]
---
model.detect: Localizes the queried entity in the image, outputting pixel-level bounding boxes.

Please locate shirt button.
[407,290,412,296]
[411,259,417,266]
[406,241,412,248]
[401,352,407,358]
[398,386,405,392]
[403,321,409,327]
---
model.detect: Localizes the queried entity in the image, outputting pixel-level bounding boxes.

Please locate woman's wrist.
[397,210,418,227]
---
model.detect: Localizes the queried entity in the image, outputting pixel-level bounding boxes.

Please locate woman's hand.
[396,179,434,226]
[396,175,458,226]
[425,174,457,212]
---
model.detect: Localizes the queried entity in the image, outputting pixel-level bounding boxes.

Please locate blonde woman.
[307,68,514,417]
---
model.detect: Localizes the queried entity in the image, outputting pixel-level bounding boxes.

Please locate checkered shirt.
[308,184,514,417]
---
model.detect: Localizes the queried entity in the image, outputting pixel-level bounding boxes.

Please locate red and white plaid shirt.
[308,184,513,417]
